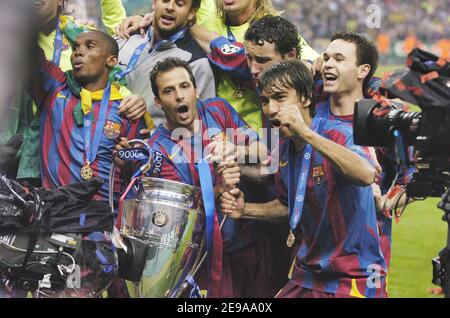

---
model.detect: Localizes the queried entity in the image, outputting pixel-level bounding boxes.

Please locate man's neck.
[165,114,200,137]
[152,27,163,43]
[226,6,255,26]
[330,89,364,116]
[40,16,59,36]
[153,25,186,43]
[82,77,109,92]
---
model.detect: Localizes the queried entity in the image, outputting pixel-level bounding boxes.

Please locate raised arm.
[277,104,376,186]
[190,24,220,54]
[101,0,127,35]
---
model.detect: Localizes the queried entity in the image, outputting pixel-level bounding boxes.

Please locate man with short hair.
[28,30,143,204]
[316,31,414,269]
[191,14,306,298]
[221,60,388,298]
[191,15,303,98]
[116,0,216,128]
[145,57,270,297]
[0,0,147,186]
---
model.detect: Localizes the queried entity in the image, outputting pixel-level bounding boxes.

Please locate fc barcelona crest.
[103,120,121,139]
[312,164,325,185]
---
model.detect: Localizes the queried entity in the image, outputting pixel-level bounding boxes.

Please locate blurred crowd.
[273,0,449,44]
[75,0,449,46]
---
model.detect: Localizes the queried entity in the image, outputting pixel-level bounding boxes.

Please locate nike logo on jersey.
[168,149,181,160]
[56,93,67,99]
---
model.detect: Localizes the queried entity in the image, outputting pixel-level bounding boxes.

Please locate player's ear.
[106,54,118,68]
[300,96,312,108]
[154,96,162,109]
[285,48,298,61]
[358,64,371,81]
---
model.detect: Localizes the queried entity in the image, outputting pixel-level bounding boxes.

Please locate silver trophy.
[118,177,205,298]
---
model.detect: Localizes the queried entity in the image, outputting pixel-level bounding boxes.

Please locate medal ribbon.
[197,156,223,297]
[53,18,64,65]
[287,117,320,238]
[225,17,236,42]
[83,83,111,167]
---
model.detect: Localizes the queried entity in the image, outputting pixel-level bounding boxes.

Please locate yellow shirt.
[196,0,217,26]
[196,2,319,131]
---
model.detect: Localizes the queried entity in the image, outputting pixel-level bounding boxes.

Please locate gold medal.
[81,162,94,180]
[286,230,295,248]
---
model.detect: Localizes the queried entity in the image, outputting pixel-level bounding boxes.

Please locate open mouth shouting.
[160,14,176,26]
[270,119,281,128]
[323,72,338,86]
[176,104,190,121]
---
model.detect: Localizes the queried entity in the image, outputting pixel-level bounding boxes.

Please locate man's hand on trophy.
[218,160,240,192]
[206,136,237,164]
[220,188,245,219]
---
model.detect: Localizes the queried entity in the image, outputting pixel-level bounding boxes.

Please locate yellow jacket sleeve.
[100,0,127,35]
[299,35,320,61]
[196,0,216,26]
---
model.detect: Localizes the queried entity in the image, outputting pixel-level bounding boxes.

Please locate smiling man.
[316,32,415,270]
[116,0,215,128]
[221,60,388,298]
[28,30,143,204]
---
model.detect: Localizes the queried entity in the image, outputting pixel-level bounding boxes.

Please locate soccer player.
[316,32,415,268]
[28,30,143,204]
[144,57,270,297]
[221,60,388,298]
[115,0,216,128]
[0,0,147,186]
[191,15,305,98]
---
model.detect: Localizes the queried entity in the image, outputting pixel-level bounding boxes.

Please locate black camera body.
[354,48,450,297]
[354,49,450,198]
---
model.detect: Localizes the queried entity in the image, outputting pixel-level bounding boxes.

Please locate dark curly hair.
[244,15,301,58]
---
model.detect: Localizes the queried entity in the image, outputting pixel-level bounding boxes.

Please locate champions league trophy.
[111,140,206,298]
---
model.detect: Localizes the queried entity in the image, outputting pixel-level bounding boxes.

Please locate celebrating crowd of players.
[0,0,416,298]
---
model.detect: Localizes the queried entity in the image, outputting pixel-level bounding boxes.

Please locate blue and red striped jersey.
[316,100,415,268]
[275,117,388,298]
[29,57,142,203]
[208,37,257,92]
[147,98,262,251]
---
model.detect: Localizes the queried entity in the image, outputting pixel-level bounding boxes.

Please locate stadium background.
[65,0,449,298]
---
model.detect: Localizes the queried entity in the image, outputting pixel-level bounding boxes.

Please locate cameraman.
[312,32,415,270]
